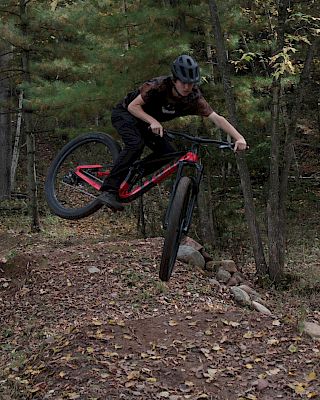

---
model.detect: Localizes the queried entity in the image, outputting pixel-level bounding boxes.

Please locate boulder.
[230,286,251,306]
[180,236,203,251]
[219,260,238,273]
[303,322,320,340]
[216,268,231,283]
[177,245,205,268]
[239,284,264,302]
[252,301,272,316]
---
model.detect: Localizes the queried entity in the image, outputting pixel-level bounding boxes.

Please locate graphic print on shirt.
[161,104,176,115]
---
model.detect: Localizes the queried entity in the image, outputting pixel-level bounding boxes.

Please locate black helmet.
[171,54,200,84]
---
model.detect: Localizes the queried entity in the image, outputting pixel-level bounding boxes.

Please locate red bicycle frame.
[74,150,199,202]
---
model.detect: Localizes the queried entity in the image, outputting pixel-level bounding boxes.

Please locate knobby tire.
[159,176,193,281]
[45,132,120,220]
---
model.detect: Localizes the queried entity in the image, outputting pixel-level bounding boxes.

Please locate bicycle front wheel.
[159,176,194,281]
[45,132,121,220]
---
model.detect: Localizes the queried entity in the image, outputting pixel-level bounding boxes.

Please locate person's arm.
[208,111,247,151]
[128,95,164,137]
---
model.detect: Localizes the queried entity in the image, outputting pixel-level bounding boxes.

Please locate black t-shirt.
[119,76,213,122]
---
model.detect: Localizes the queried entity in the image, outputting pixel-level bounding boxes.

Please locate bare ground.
[0,215,319,400]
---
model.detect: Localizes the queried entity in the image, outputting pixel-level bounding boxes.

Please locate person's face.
[173,79,194,97]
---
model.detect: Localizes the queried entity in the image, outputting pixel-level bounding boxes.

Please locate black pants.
[100,107,175,192]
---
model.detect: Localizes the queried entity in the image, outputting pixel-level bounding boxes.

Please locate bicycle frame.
[73,150,200,203]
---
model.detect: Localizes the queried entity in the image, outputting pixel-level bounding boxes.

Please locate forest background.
[0,0,319,286]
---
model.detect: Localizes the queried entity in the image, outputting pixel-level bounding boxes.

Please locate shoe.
[97,192,124,211]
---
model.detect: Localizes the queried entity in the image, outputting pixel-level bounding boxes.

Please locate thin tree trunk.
[20,0,40,231]
[11,90,24,190]
[278,41,316,270]
[0,46,12,200]
[267,81,282,280]
[197,173,219,248]
[208,0,268,277]
[267,0,290,281]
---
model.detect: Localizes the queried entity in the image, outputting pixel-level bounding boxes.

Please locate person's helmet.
[171,54,200,84]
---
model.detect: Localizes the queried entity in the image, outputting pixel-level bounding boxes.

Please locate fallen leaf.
[306,371,317,382]
[127,370,140,381]
[288,344,298,353]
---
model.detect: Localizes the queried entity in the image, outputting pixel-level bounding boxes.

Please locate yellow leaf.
[307,391,318,398]
[59,371,66,378]
[86,347,94,353]
[169,320,178,326]
[92,319,103,326]
[288,344,298,353]
[123,334,132,340]
[295,384,305,395]
[146,377,157,383]
[247,395,257,400]
[245,364,253,369]
[307,371,317,382]
[205,329,213,336]
[243,331,253,339]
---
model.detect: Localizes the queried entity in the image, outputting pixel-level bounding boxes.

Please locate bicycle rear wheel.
[45,132,121,220]
[159,176,194,281]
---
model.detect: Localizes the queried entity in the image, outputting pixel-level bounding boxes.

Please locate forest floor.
[0,209,319,400]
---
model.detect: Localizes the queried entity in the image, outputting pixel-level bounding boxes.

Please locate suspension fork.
[163,160,203,231]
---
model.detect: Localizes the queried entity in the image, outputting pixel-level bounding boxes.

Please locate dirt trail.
[0,235,319,400]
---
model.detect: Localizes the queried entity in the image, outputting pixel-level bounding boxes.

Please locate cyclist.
[98,54,247,211]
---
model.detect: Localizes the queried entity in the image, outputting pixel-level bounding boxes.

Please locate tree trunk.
[208,0,268,277]
[267,0,290,281]
[197,172,219,248]
[278,41,317,274]
[20,0,40,231]
[267,81,282,280]
[0,46,12,200]
[11,90,24,191]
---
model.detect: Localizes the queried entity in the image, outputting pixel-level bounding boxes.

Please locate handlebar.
[165,129,234,150]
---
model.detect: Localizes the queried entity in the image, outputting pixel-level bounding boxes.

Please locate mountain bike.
[45,130,233,281]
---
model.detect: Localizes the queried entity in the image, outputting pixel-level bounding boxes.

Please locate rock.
[216,268,231,283]
[230,286,251,306]
[226,275,239,287]
[239,284,264,302]
[252,301,272,316]
[87,266,100,274]
[233,271,245,284]
[219,260,238,273]
[208,278,221,288]
[200,250,213,263]
[180,236,203,251]
[177,245,205,268]
[205,261,220,273]
[303,322,320,340]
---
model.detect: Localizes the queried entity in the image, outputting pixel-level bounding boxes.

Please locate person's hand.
[149,121,164,137]
[234,137,247,152]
